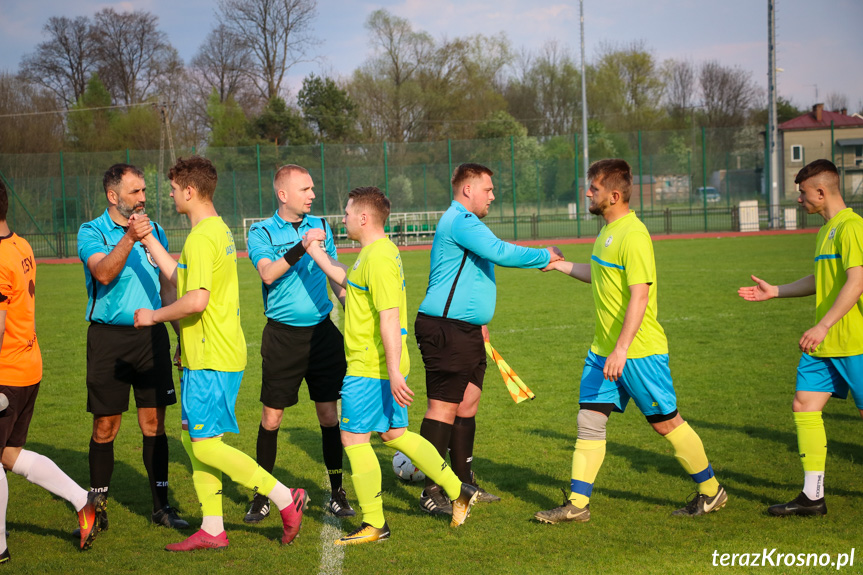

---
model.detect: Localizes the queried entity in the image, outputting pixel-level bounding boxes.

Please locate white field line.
[319,291,345,575]
[318,479,345,575]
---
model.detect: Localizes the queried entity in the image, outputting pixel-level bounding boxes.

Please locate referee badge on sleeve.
[144,246,158,268]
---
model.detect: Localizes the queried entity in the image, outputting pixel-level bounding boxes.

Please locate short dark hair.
[451,163,494,191]
[795,159,839,186]
[348,186,390,224]
[103,163,144,195]
[587,159,632,202]
[168,156,218,201]
[0,177,7,222]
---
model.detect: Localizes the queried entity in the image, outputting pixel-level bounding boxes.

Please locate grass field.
[10,232,863,574]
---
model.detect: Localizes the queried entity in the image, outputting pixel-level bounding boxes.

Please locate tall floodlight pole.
[768,0,780,228]
[580,0,589,202]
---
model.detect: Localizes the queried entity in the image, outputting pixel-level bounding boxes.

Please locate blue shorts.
[181,369,243,438]
[340,376,409,434]
[796,353,863,409]
[579,351,678,417]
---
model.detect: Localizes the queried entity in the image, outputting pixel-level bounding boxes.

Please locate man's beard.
[588,202,605,216]
[118,201,145,219]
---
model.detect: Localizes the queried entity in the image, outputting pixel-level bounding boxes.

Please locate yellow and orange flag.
[483,333,535,403]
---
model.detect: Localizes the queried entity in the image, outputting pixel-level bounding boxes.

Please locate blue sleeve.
[247,224,276,269]
[324,220,338,261]
[450,213,550,268]
[77,223,108,264]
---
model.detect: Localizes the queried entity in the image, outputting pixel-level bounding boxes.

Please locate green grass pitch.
[9,232,863,574]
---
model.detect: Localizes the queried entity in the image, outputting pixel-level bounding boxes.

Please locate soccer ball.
[392,451,426,482]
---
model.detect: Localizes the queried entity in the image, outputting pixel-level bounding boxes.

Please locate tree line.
[1,0,857,157]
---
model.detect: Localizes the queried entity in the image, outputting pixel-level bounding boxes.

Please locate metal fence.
[3,127,860,258]
[23,202,863,260]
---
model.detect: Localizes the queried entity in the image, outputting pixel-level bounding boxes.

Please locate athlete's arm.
[323,223,346,307]
[380,306,413,408]
[256,256,292,285]
[134,289,209,327]
[246,224,290,284]
[604,282,649,382]
[88,215,153,285]
[452,215,553,269]
[0,309,6,350]
[799,266,863,354]
[545,260,591,283]
[140,226,178,286]
[159,274,181,338]
[303,234,348,287]
[738,274,815,301]
[329,278,346,308]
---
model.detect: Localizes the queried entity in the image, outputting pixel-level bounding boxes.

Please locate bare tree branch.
[217,0,318,101]
[90,8,178,105]
[19,16,94,108]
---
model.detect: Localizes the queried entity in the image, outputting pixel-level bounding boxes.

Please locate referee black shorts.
[0,382,40,449]
[414,312,486,404]
[260,317,346,409]
[86,323,177,415]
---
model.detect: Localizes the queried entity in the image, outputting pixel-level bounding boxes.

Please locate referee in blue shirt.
[245,164,354,522]
[415,163,563,514]
[76,164,188,531]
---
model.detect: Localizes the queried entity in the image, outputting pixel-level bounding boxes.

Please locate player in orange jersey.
[0,178,106,560]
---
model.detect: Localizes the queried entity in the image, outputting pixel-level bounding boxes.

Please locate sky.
[0,0,861,112]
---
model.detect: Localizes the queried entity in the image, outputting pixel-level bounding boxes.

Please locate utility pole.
[580,0,589,202]
[768,0,780,228]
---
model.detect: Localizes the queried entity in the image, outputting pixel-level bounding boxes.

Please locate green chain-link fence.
[2,127,859,258]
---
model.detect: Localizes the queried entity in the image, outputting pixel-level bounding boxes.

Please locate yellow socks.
[664,422,719,497]
[345,443,385,529]
[384,431,462,499]
[569,439,606,508]
[181,430,223,518]
[794,411,826,500]
[190,436,278,500]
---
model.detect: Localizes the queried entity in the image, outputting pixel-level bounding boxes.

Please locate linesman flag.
[483,333,535,403]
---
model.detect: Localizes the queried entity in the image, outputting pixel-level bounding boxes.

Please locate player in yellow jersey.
[303,187,478,545]
[134,156,309,550]
[535,159,726,524]
[739,159,863,516]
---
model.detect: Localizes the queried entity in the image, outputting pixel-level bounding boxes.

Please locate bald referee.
[244,164,353,522]
[76,164,187,531]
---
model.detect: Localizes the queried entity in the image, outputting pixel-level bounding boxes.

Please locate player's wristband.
[283,243,306,266]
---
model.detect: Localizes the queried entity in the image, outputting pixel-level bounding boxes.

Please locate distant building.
[779,103,863,200]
